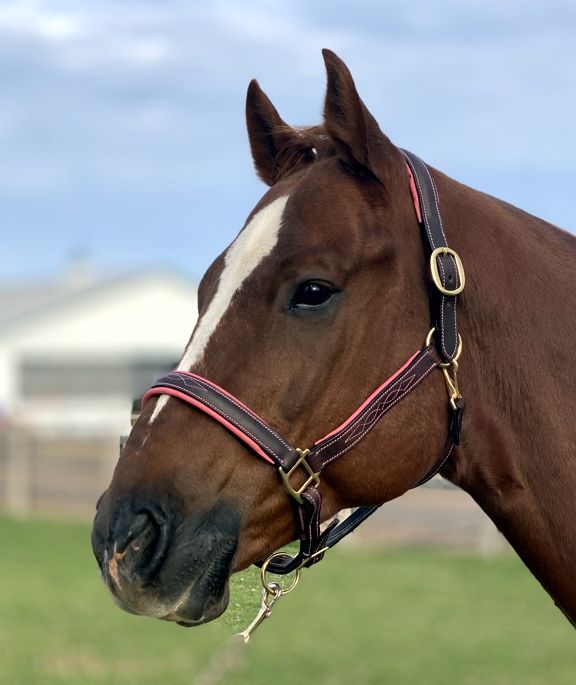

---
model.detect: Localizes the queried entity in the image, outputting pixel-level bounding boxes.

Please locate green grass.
[1,516,574,685]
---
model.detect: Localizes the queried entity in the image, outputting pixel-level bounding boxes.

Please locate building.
[0,268,198,436]
[0,268,505,551]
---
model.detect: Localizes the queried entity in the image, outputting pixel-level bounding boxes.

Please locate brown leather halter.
[142,150,466,576]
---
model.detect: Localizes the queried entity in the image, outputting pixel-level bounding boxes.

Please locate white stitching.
[303,487,321,555]
[409,153,459,360]
[316,356,424,451]
[330,507,377,539]
[169,373,293,451]
[149,381,284,462]
[315,351,427,454]
[421,161,447,243]
[439,258,459,359]
[343,374,416,443]
[319,362,438,467]
[420,161,459,359]
[420,443,454,485]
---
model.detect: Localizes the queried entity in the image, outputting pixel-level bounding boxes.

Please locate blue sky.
[1,0,575,283]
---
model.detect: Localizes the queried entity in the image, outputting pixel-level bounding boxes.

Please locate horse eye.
[291,281,339,310]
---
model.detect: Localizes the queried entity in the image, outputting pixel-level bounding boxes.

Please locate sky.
[1,0,575,284]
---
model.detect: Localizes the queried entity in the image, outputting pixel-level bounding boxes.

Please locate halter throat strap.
[142,150,465,575]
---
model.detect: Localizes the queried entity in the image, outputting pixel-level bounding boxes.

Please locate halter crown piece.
[142,150,465,633]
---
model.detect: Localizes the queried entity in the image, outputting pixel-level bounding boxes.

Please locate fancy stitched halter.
[142,150,466,576]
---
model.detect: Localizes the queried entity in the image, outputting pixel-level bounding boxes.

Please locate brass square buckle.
[430,247,465,296]
[279,448,320,503]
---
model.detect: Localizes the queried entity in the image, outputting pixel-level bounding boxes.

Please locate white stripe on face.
[149,195,289,424]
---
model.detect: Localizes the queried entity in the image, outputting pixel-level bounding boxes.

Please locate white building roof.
[0,269,199,434]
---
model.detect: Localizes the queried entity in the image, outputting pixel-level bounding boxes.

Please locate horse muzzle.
[91,495,239,626]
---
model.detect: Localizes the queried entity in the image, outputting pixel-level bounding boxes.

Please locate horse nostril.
[125,512,154,547]
[109,506,171,585]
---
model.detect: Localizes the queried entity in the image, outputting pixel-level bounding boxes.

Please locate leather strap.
[142,371,300,469]
[307,346,440,472]
[143,344,454,575]
[141,150,465,575]
[265,396,464,574]
[401,150,460,361]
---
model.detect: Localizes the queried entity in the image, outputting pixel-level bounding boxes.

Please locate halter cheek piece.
[142,150,466,576]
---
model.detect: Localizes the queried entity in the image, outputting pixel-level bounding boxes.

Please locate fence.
[0,428,117,519]
[0,427,507,552]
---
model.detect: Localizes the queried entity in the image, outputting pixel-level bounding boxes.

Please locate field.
[1,516,574,685]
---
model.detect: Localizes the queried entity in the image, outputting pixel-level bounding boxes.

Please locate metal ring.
[263,581,283,604]
[426,327,463,366]
[439,334,463,367]
[260,552,301,595]
[425,327,436,348]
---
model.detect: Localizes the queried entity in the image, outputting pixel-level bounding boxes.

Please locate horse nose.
[95,500,171,586]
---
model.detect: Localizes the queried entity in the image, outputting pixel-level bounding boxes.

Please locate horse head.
[91,50,452,627]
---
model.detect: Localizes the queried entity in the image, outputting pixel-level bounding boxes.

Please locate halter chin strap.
[142,150,466,575]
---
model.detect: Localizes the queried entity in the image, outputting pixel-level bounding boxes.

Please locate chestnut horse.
[92,50,576,629]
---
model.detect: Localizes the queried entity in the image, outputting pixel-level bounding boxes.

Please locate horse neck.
[436,170,576,622]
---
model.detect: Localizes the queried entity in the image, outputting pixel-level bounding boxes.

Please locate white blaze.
[149,195,289,424]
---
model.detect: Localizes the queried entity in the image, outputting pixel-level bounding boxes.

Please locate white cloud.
[0,0,574,279]
[0,0,83,41]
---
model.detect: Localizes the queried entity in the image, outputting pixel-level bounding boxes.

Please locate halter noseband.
[142,150,465,575]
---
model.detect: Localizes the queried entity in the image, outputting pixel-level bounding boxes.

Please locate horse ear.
[322,49,394,182]
[246,79,300,186]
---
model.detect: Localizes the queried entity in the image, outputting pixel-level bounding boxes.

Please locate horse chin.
[105,549,233,627]
[159,551,234,627]
[173,584,231,627]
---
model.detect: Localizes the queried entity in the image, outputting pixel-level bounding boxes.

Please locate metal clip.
[237,550,303,643]
[237,583,282,643]
[425,327,463,410]
[442,360,461,411]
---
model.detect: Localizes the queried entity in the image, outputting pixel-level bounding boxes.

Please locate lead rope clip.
[237,583,282,643]
[236,551,301,643]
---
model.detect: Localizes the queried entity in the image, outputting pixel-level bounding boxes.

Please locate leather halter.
[142,150,466,575]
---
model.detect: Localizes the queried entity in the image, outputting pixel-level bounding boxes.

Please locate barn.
[0,268,198,436]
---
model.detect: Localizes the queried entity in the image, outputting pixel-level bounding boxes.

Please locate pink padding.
[141,387,275,464]
[315,349,421,444]
[406,163,422,224]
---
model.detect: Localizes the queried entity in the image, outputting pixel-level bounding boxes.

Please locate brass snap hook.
[237,552,302,643]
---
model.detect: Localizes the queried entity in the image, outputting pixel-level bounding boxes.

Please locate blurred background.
[1,1,575,684]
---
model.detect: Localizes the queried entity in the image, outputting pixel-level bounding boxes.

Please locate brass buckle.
[279,448,320,504]
[430,247,465,296]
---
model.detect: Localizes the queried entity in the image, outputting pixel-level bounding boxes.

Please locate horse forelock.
[270,124,336,181]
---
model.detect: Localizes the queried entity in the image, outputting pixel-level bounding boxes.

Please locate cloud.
[0,0,574,279]
[0,0,84,41]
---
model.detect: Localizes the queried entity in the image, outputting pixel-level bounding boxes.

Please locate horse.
[91,49,576,630]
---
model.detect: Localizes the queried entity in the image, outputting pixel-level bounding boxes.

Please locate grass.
[0,515,574,685]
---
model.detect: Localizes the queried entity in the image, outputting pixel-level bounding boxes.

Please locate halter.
[142,150,465,578]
